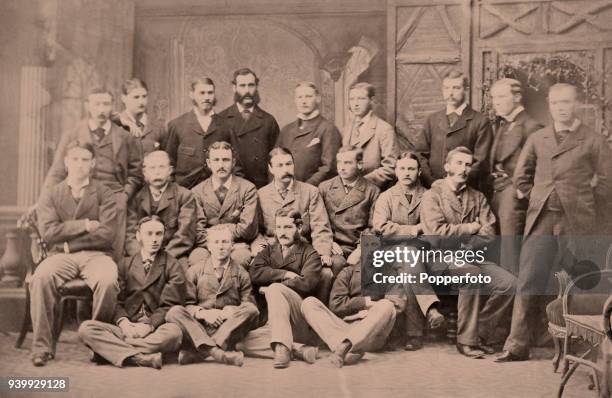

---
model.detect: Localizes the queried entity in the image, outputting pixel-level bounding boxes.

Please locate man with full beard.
[219,68,280,188]
[166,77,233,189]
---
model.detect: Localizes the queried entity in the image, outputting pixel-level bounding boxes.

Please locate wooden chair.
[558,270,612,397]
[14,211,93,353]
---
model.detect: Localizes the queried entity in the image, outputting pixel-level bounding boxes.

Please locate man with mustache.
[277,82,342,186]
[372,151,445,351]
[238,209,321,369]
[344,82,399,189]
[497,83,612,362]
[219,68,280,188]
[41,87,143,260]
[31,141,119,366]
[254,147,335,302]
[189,141,258,268]
[111,78,167,155]
[166,225,257,367]
[166,77,233,189]
[318,145,380,277]
[126,151,197,272]
[79,215,185,369]
[414,70,493,189]
[420,147,516,358]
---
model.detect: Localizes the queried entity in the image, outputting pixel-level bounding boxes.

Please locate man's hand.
[131,323,154,338]
[198,309,225,328]
[220,306,238,320]
[465,222,481,235]
[346,249,361,265]
[364,296,375,309]
[331,242,344,256]
[282,271,300,281]
[343,310,369,322]
[321,255,333,267]
[259,286,268,295]
[85,219,101,232]
[516,189,526,200]
[118,319,138,338]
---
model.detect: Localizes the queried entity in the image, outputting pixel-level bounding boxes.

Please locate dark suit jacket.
[38,179,117,254]
[126,182,197,260]
[113,251,186,328]
[514,123,612,236]
[319,176,380,254]
[111,112,168,156]
[329,264,406,318]
[415,107,493,188]
[278,114,342,186]
[249,241,322,298]
[219,104,280,188]
[185,258,257,315]
[421,179,496,250]
[42,120,143,199]
[165,110,233,189]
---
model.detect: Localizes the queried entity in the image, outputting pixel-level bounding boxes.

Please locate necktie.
[215,267,224,281]
[279,188,288,200]
[241,109,251,121]
[136,120,145,129]
[556,129,570,144]
[92,127,105,141]
[448,113,459,127]
[215,185,228,204]
[405,193,413,204]
[343,184,351,194]
[350,118,363,145]
[143,259,152,275]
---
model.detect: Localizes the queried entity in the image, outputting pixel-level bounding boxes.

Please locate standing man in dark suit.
[497,83,612,362]
[414,70,493,188]
[41,87,143,260]
[111,78,167,155]
[219,68,280,188]
[488,78,542,275]
[277,82,342,186]
[79,216,185,369]
[165,77,233,189]
[31,141,119,366]
[126,151,197,272]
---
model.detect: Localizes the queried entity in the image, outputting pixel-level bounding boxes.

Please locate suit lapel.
[282,242,304,269]
[59,182,78,219]
[73,183,97,219]
[283,182,297,207]
[437,111,451,134]
[203,179,222,213]
[327,177,347,210]
[156,184,175,214]
[461,188,477,222]
[218,181,240,218]
[237,106,264,136]
[439,183,463,220]
[553,124,585,158]
[203,258,221,292]
[217,262,239,295]
[129,254,148,289]
[139,189,152,215]
[336,177,366,213]
[187,110,207,137]
[356,115,376,147]
[109,124,121,158]
[408,185,425,214]
[448,107,473,135]
[142,252,164,291]
[494,111,528,163]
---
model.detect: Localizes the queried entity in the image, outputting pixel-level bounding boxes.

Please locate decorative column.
[17,66,50,207]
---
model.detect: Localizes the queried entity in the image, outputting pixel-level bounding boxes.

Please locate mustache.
[234,91,261,105]
[281,173,293,179]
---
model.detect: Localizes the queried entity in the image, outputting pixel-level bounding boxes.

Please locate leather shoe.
[456,344,485,358]
[273,344,291,369]
[178,350,204,365]
[131,353,162,369]
[32,352,53,367]
[478,344,496,355]
[404,337,423,351]
[292,345,318,364]
[222,351,244,367]
[494,350,528,362]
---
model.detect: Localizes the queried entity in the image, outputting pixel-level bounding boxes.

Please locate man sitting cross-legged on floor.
[165,225,258,367]
[237,209,321,368]
[301,262,406,367]
[78,216,185,369]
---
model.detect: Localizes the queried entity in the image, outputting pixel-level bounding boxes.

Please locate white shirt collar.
[88,119,111,135]
[297,109,320,121]
[236,103,254,114]
[212,175,233,191]
[501,105,524,122]
[274,178,294,195]
[354,110,373,125]
[121,111,147,127]
[444,177,467,194]
[141,250,156,263]
[554,118,581,133]
[446,102,467,116]
[149,182,169,200]
[340,177,358,189]
[66,177,90,198]
[193,107,215,118]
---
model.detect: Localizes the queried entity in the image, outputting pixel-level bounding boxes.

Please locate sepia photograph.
[0,0,611,397]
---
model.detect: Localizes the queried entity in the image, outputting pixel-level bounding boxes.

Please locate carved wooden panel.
[390,1,467,149]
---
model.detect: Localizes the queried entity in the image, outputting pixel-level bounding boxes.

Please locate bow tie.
[91,127,105,141]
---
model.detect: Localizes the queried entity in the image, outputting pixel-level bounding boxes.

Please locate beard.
[234,91,261,106]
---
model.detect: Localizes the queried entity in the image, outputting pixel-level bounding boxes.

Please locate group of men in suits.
[26,66,612,369]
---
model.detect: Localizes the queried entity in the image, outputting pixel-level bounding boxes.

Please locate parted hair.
[206,141,235,159]
[268,147,294,165]
[295,81,319,95]
[349,82,375,98]
[207,223,234,241]
[65,140,96,158]
[491,78,522,97]
[443,69,469,89]
[445,146,473,163]
[190,77,215,91]
[398,150,421,169]
[86,87,114,101]
[337,145,364,162]
[232,68,259,85]
[137,215,165,232]
[121,78,148,95]
[274,208,303,228]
